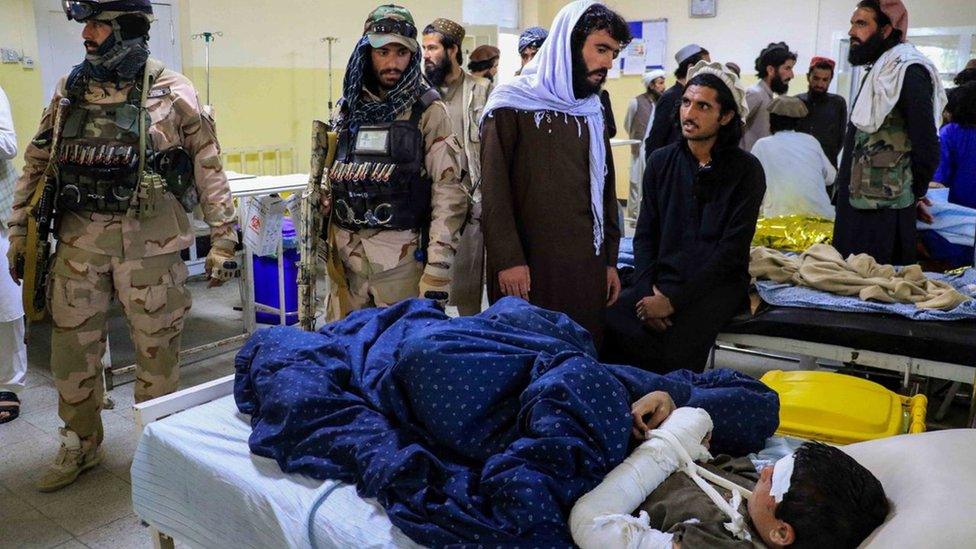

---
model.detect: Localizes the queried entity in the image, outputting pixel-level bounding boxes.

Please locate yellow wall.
[4,0,974,188]
[0,0,43,172]
[0,0,464,174]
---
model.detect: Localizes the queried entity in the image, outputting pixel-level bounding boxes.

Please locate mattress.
[131,395,421,549]
[723,306,976,366]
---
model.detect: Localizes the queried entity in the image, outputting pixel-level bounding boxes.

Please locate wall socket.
[22,56,34,69]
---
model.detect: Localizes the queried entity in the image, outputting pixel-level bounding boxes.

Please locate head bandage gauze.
[770,453,796,504]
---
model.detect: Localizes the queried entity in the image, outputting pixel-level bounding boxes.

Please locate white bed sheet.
[131,395,422,549]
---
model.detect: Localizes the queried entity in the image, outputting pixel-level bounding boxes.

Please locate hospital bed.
[130,375,419,549]
[716,306,976,428]
[131,371,976,549]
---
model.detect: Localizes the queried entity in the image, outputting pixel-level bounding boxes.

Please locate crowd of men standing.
[0,0,970,495]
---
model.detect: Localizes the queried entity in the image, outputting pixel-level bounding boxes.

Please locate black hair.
[422,25,463,65]
[777,443,890,549]
[950,81,976,126]
[676,49,709,80]
[857,0,905,46]
[769,113,800,134]
[954,67,976,86]
[681,73,744,153]
[468,57,497,73]
[755,42,798,79]
[569,5,631,99]
[808,60,835,77]
[570,4,632,58]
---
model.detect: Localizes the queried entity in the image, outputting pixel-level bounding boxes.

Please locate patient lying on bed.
[571,407,889,549]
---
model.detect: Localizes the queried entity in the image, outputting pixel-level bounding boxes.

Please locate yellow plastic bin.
[761,370,927,445]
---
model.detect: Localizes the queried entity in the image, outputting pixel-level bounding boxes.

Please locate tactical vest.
[330,90,438,232]
[849,107,915,210]
[55,60,166,214]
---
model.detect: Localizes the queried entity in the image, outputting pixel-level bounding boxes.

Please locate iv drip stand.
[192,31,223,106]
[320,37,339,112]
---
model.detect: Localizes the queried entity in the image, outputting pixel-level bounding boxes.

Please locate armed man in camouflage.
[6,0,238,492]
[324,4,465,320]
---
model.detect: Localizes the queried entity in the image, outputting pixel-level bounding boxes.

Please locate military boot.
[36,428,102,492]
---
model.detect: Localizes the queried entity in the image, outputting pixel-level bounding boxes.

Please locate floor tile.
[51,540,90,549]
[0,438,55,494]
[24,368,53,389]
[0,482,36,522]
[21,398,66,433]
[36,470,133,537]
[0,508,74,548]
[0,418,54,455]
[76,513,154,549]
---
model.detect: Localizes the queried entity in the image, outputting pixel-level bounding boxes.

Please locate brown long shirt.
[480,108,620,344]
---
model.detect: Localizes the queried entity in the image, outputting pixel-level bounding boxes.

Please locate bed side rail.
[133,374,235,430]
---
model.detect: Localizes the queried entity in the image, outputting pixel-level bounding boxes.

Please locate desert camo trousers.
[327,227,423,322]
[49,244,191,441]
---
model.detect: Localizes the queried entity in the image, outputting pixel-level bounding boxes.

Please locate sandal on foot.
[0,391,20,424]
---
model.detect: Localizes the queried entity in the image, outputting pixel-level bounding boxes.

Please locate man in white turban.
[624,68,668,222]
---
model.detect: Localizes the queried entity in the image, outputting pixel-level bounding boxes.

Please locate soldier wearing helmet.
[6,0,239,491]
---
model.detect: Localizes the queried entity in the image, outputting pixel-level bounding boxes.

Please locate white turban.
[686,60,749,119]
[642,69,666,87]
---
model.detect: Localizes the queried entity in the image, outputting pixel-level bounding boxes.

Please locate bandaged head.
[769,453,796,503]
[686,60,750,118]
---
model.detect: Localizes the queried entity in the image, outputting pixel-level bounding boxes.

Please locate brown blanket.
[750,244,970,311]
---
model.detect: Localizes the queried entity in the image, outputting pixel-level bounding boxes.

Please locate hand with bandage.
[570,408,716,549]
[630,390,676,440]
[205,238,239,288]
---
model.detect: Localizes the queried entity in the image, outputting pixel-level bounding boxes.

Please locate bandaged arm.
[570,408,713,549]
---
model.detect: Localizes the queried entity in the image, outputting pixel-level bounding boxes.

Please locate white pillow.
[843,429,976,548]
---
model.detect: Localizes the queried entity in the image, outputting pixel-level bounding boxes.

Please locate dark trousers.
[602,284,747,373]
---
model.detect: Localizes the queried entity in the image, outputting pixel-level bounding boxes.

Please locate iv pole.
[191,31,223,107]
[320,37,339,112]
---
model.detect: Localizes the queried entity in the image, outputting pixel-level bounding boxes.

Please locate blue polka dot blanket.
[234,297,778,547]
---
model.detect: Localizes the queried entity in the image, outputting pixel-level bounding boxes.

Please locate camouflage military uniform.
[849,108,915,210]
[327,90,465,320]
[8,65,237,441]
[326,5,465,321]
[437,70,492,316]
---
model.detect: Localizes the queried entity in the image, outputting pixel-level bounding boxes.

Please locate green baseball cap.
[364,5,419,52]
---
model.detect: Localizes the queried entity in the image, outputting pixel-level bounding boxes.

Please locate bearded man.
[741,42,797,151]
[832,0,945,264]
[481,0,629,348]
[422,18,492,315]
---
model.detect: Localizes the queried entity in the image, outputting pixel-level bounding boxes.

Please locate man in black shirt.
[644,44,710,162]
[604,61,765,373]
[796,57,847,168]
[833,0,943,265]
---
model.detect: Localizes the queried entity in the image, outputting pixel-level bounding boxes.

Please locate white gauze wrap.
[569,408,715,549]
[769,453,796,503]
